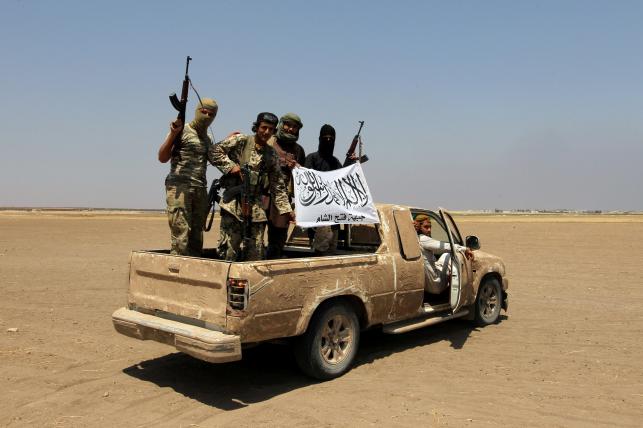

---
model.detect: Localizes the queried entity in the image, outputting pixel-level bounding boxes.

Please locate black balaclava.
[318,124,336,158]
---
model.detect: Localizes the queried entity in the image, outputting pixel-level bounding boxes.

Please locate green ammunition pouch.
[247,170,259,187]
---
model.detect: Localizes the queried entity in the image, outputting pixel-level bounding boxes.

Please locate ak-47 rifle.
[168,56,192,146]
[346,120,369,164]
[204,178,222,231]
[239,164,253,261]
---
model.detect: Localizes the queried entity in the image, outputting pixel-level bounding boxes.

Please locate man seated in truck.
[415,214,474,293]
[412,214,422,233]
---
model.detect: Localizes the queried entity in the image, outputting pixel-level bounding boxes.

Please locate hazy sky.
[2,1,642,211]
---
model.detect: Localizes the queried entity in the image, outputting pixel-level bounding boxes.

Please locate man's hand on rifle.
[229,164,241,177]
[347,153,359,162]
[158,118,184,163]
[288,211,296,223]
[285,153,299,169]
[170,118,183,134]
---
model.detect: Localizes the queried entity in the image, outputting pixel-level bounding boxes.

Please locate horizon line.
[1,206,641,215]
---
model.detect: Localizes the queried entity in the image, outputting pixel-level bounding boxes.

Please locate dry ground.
[1,211,642,427]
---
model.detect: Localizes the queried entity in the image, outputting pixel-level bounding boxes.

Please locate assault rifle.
[345,120,369,164]
[203,173,251,233]
[204,178,221,232]
[239,164,253,261]
[168,56,192,146]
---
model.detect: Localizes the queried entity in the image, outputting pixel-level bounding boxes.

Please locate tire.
[294,301,360,380]
[474,277,502,326]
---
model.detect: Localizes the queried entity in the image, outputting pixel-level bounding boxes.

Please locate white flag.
[293,163,379,227]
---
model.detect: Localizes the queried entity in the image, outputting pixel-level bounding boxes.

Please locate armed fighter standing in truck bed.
[158,56,220,257]
[211,112,294,261]
[158,97,219,257]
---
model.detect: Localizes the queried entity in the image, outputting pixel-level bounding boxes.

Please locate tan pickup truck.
[112,204,508,379]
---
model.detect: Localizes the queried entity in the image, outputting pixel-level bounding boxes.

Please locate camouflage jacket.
[267,136,305,198]
[212,134,292,222]
[165,124,215,188]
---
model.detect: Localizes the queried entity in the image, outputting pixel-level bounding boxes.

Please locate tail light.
[227,278,249,311]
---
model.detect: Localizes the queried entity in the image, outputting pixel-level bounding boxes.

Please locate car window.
[286,223,381,253]
[410,210,449,242]
[442,211,463,245]
[349,224,381,247]
[427,212,450,243]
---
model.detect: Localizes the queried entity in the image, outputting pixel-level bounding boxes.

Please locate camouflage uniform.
[266,113,305,259]
[212,134,292,261]
[165,123,215,256]
[312,226,339,255]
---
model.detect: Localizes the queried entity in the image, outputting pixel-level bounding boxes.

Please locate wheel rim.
[320,314,354,365]
[479,282,500,320]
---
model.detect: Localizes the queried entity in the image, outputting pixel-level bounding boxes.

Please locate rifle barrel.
[184,56,192,77]
[357,121,364,137]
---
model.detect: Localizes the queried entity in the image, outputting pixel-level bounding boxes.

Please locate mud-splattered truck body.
[113,204,508,379]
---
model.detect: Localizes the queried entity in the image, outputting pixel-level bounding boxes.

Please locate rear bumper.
[112,307,241,363]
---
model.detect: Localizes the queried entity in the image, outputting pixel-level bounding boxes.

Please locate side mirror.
[465,235,480,250]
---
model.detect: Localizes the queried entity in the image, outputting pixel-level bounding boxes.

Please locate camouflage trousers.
[217,210,266,261]
[165,185,207,257]
[312,226,338,255]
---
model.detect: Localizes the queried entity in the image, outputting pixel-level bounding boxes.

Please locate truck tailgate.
[127,251,229,327]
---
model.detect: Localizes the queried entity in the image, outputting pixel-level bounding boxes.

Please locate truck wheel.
[294,301,360,380]
[474,277,502,326]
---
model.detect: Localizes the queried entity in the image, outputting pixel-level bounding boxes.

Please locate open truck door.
[438,208,473,313]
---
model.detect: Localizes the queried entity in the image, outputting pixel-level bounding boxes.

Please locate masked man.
[266,113,306,259]
[158,98,218,256]
[212,112,293,261]
[304,124,343,255]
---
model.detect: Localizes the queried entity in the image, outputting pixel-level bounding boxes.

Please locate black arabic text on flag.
[293,164,379,228]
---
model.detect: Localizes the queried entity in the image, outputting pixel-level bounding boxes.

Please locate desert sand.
[1,211,642,427]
